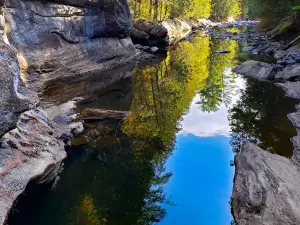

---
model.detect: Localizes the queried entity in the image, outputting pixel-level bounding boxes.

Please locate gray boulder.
[233,60,278,80]
[277,81,300,99]
[130,19,168,47]
[133,19,168,38]
[275,64,300,81]
[232,142,300,225]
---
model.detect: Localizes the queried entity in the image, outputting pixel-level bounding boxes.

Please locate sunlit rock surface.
[0,39,38,137]
[162,19,193,44]
[4,0,137,91]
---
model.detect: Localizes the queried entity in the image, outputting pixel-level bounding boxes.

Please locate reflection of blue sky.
[159,74,245,225]
[160,135,234,225]
[180,75,246,137]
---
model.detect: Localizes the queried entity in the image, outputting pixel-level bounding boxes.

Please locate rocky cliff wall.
[2,0,137,90]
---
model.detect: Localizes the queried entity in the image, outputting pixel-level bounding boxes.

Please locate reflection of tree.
[198,84,223,112]
[121,37,212,223]
[124,37,211,151]
[67,36,214,224]
[197,39,238,112]
[228,78,299,156]
[68,123,173,225]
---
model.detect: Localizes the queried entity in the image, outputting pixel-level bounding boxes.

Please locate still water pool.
[7,33,299,225]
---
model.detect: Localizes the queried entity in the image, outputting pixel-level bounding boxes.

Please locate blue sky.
[160,134,234,225]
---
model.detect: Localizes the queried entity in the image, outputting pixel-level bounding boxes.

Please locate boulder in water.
[130,19,168,47]
[233,60,278,80]
[232,142,300,225]
[275,64,300,81]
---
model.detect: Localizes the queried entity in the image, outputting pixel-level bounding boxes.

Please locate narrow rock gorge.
[1,0,300,224]
[0,0,136,223]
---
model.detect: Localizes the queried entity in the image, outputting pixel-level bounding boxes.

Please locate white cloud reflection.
[180,72,246,137]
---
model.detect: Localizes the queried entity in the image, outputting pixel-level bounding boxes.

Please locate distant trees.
[211,0,242,21]
[128,0,241,21]
[128,0,300,23]
[240,0,300,21]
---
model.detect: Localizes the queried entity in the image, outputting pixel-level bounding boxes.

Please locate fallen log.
[79,108,130,120]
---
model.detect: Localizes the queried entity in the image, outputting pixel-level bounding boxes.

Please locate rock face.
[4,0,136,90]
[0,39,38,137]
[232,60,278,80]
[0,101,82,225]
[0,38,84,224]
[232,142,300,225]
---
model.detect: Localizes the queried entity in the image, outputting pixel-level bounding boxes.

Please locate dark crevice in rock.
[50,31,80,44]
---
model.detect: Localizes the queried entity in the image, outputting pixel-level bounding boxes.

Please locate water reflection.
[7,35,299,225]
[229,78,298,156]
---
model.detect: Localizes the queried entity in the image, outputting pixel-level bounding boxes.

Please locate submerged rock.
[80,108,130,120]
[232,142,300,225]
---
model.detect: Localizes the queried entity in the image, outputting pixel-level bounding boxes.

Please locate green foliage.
[198,38,238,112]
[292,5,300,15]
[211,0,242,21]
[129,0,241,21]
[241,0,300,22]
[124,37,211,151]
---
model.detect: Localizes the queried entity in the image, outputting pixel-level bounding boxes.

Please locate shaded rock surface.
[42,62,135,104]
[130,19,168,52]
[232,142,300,225]
[0,100,82,225]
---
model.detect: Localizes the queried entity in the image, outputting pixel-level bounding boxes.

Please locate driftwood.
[285,34,300,50]
[79,108,130,120]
